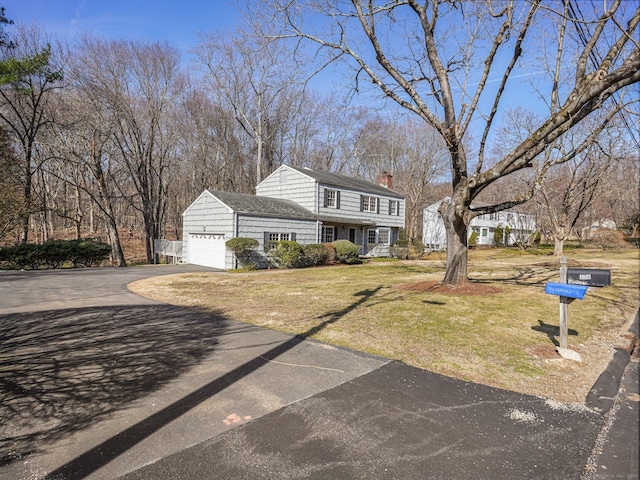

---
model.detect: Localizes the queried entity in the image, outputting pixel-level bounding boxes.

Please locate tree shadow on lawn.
[0,304,228,466]
[470,266,558,286]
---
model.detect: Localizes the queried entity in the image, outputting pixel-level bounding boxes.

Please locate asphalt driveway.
[0,265,621,479]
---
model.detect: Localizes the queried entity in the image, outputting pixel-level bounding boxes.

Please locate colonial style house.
[182,165,405,269]
[422,198,536,251]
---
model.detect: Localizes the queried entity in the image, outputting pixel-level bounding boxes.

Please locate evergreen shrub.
[332,239,359,264]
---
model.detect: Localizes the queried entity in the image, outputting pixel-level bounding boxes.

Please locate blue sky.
[3,0,242,52]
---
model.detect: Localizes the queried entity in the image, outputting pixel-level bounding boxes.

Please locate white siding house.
[423,198,537,250]
[183,166,406,269]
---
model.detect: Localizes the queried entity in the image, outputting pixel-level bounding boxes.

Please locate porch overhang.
[318,215,376,227]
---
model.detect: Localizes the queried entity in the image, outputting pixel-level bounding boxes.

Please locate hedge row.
[0,239,112,270]
[267,239,360,269]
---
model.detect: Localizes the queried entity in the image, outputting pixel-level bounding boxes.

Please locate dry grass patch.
[129,248,639,404]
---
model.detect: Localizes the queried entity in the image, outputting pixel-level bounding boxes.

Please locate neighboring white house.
[581,219,617,239]
[182,165,405,269]
[422,198,537,251]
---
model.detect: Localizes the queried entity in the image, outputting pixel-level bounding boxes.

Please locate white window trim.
[378,228,390,245]
[389,200,399,216]
[362,195,378,213]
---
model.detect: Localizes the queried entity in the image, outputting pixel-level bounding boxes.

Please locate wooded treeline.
[0,4,638,267]
[0,18,453,264]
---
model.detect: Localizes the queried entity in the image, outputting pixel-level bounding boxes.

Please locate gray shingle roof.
[210,190,318,220]
[287,166,404,199]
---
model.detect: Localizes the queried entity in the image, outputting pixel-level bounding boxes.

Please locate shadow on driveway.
[0,304,228,465]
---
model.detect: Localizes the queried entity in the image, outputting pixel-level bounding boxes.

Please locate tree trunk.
[20,172,31,244]
[106,219,126,267]
[553,237,565,256]
[440,198,470,285]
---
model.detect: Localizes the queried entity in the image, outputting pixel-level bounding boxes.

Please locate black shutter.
[291,232,296,242]
[376,198,380,214]
[323,189,328,208]
[336,191,341,209]
[264,232,270,251]
[360,195,364,211]
[388,200,392,215]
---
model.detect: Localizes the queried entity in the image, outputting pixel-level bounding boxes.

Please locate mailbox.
[567,268,611,287]
[545,282,588,300]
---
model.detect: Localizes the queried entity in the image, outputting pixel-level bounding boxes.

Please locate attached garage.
[187,233,226,269]
[182,190,318,270]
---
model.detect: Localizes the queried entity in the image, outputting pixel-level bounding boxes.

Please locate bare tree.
[261,0,640,284]
[348,115,448,242]
[74,36,185,263]
[534,151,610,255]
[599,154,640,238]
[0,126,24,241]
[195,29,307,185]
[288,91,370,173]
[45,87,128,266]
[0,23,64,243]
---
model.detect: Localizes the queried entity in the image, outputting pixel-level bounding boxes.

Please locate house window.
[265,232,292,250]
[481,228,488,237]
[367,228,390,245]
[389,200,399,216]
[321,226,335,243]
[361,195,378,212]
[324,189,340,208]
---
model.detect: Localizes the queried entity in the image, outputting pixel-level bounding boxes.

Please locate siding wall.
[182,192,235,269]
[237,215,318,268]
[422,202,447,251]
[256,166,317,212]
[318,185,405,228]
[237,215,318,249]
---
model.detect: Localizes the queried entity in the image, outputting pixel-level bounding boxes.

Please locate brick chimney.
[377,171,393,190]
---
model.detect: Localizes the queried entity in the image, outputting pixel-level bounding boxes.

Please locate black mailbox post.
[567,268,611,287]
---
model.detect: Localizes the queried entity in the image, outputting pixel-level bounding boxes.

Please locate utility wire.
[567,0,640,151]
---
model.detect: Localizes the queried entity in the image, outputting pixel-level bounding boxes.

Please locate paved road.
[0,266,634,479]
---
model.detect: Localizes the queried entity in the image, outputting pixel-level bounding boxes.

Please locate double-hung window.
[367,228,390,245]
[321,226,335,243]
[378,229,390,245]
[389,200,399,216]
[324,189,339,208]
[361,195,378,212]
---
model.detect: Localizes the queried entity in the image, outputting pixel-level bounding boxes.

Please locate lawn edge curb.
[585,309,639,413]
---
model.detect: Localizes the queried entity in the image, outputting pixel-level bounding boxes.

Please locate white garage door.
[188,233,226,269]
